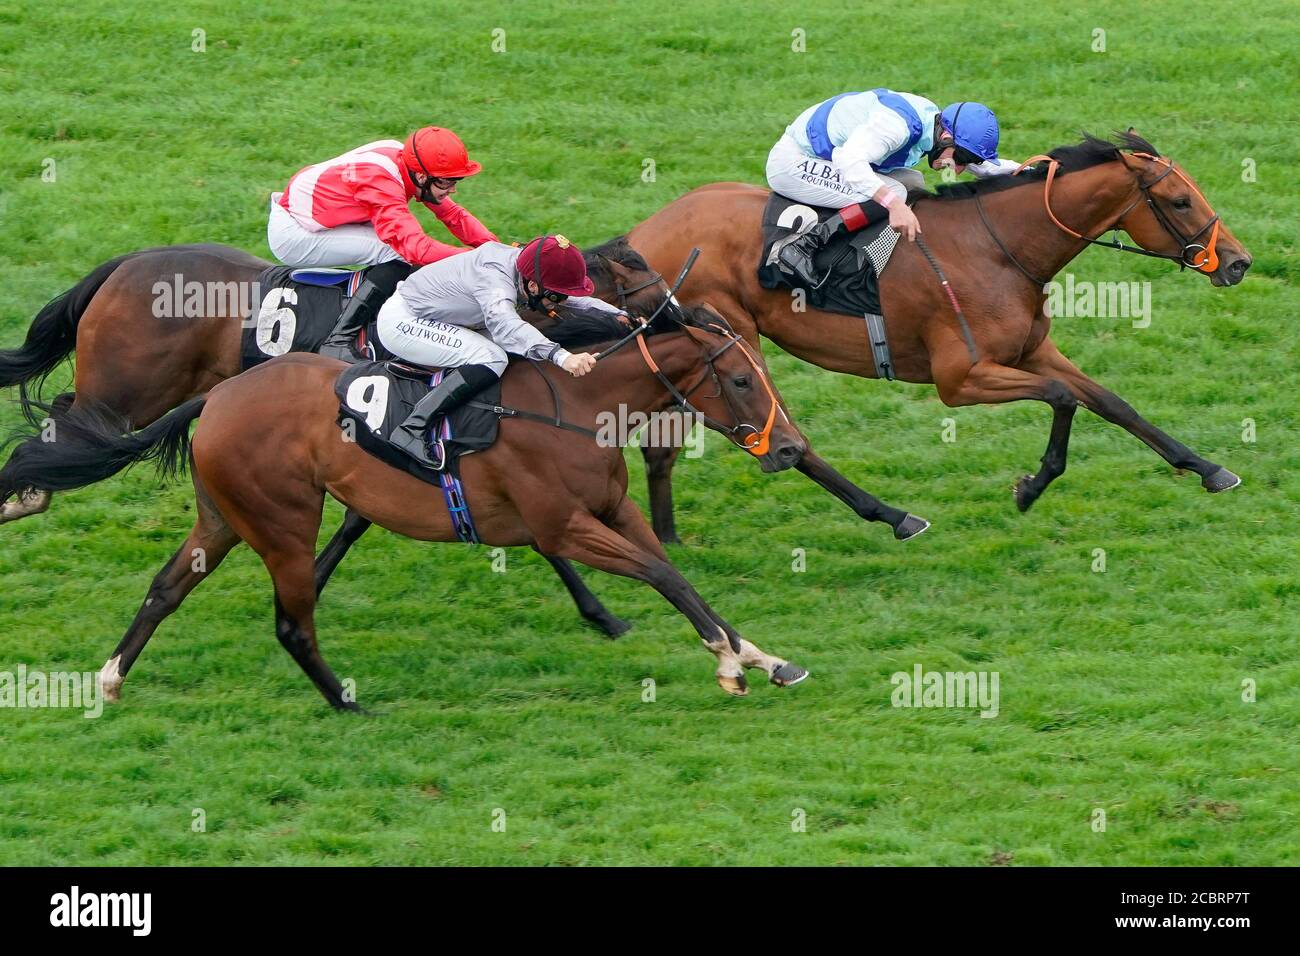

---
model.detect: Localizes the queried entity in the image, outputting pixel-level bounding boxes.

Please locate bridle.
[990,150,1222,283]
[614,271,668,312]
[596,248,781,457]
[632,322,780,457]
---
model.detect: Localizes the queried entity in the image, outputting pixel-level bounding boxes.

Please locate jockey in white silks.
[766,90,1022,286]
[375,234,625,469]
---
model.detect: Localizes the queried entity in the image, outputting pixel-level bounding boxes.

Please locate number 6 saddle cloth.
[239,265,371,372]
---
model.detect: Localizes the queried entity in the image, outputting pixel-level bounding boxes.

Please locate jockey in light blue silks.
[766,90,1022,286]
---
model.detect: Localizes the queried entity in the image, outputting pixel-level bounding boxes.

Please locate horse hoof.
[597,615,633,639]
[1013,474,1038,513]
[1202,467,1242,493]
[894,514,931,541]
[770,662,809,687]
[658,531,683,546]
[98,656,123,703]
[717,673,748,696]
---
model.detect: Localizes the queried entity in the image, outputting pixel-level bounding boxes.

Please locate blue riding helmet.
[939,102,1000,163]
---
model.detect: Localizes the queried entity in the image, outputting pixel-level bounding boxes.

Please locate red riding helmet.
[400,126,483,180]
[516,235,595,296]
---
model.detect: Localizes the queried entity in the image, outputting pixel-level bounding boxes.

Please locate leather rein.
[974,150,1223,287]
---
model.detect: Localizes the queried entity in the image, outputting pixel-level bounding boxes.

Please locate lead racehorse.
[624,131,1252,541]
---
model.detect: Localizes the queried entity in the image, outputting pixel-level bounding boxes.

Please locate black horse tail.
[0,396,207,502]
[0,252,136,416]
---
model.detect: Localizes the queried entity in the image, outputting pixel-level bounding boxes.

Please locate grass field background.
[0,1,1296,865]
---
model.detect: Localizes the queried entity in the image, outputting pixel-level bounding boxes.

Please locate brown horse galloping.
[0,310,810,706]
[626,131,1252,541]
[0,239,684,525]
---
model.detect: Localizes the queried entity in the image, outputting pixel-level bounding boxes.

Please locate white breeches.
[765,135,925,208]
[267,194,404,268]
[375,289,508,375]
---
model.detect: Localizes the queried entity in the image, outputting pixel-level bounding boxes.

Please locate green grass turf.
[0,0,1296,865]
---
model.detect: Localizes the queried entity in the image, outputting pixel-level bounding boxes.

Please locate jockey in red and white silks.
[270,126,499,355]
[766,90,1021,285]
[268,126,495,268]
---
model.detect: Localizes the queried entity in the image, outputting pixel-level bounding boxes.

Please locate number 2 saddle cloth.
[756,192,902,319]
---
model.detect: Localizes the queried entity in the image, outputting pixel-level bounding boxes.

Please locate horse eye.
[1173,197,1192,210]
[733,375,751,389]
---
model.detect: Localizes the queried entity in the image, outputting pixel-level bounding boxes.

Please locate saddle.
[333,360,501,486]
[241,265,383,371]
[756,192,902,318]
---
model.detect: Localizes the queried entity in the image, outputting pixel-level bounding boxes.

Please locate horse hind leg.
[100,484,241,702]
[267,550,358,712]
[0,392,73,526]
[0,488,52,525]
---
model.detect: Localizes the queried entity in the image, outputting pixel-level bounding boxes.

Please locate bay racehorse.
[0,239,682,525]
[624,131,1252,541]
[0,310,810,706]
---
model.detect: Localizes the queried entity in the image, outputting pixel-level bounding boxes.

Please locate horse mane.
[546,304,710,351]
[913,130,1160,202]
[582,234,653,289]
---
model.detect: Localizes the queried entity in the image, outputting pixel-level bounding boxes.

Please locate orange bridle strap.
[635,328,779,457]
[1015,151,1221,273]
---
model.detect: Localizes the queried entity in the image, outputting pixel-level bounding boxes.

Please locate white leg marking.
[99,655,124,703]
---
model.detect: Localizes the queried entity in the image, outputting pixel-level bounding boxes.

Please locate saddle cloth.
[333,360,501,486]
[756,192,901,318]
[240,266,367,371]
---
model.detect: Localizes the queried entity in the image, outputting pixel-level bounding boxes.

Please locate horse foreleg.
[314,508,373,597]
[602,496,808,690]
[1021,339,1240,493]
[640,443,684,544]
[795,450,930,540]
[534,547,631,637]
[534,499,803,696]
[935,358,1079,511]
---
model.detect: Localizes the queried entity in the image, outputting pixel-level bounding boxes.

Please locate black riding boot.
[390,364,499,469]
[776,202,887,288]
[776,214,849,288]
[319,259,413,361]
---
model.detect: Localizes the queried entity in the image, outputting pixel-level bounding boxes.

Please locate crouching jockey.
[766,90,1021,286]
[267,126,497,355]
[377,234,624,469]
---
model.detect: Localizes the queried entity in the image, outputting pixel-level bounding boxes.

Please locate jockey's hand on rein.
[564,352,598,377]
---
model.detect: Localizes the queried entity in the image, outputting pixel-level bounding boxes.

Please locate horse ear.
[599,255,629,278]
[679,322,722,349]
[691,302,735,333]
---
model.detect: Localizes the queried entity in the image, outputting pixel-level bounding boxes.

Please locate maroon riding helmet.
[516,235,595,297]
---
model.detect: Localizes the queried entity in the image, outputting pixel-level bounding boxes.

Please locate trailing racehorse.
[0,309,810,707]
[624,132,1252,541]
[0,240,679,525]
